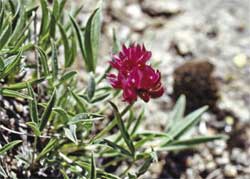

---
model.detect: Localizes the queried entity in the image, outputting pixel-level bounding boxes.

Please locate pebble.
[206,161,216,171]
[125,4,143,19]
[224,165,238,177]
[231,148,249,166]
[215,151,230,165]
[233,53,247,68]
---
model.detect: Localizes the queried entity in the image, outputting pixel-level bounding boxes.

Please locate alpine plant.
[108,43,164,103]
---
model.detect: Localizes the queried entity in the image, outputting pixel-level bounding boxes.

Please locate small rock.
[125,4,143,19]
[233,53,247,68]
[206,161,216,171]
[231,148,249,166]
[224,165,238,177]
[225,116,234,125]
[142,0,182,17]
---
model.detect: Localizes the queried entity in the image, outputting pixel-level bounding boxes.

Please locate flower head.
[107,43,164,103]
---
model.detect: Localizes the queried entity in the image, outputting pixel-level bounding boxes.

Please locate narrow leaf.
[109,101,135,156]
[39,0,49,37]
[0,51,22,79]
[57,71,77,85]
[0,24,12,50]
[36,138,57,161]
[166,95,186,131]
[27,83,39,123]
[0,140,22,155]
[0,88,32,100]
[101,139,132,157]
[58,22,70,67]
[87,73,95,100]
[51,40,58,80]
[64,125,78,145]
[3,78,45,90]
[39,89,57,131]
[68,113,104,125]
[36,46,50,76]
[84,8,101,72]
[26,122,41,136]
[90,153,96,179]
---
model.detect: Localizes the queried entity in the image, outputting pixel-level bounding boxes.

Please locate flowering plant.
[0,1,225,178]
[108,44,164,103]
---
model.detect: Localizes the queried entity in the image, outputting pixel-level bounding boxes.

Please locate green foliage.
[0,140,22,155]
[0,1,226,179]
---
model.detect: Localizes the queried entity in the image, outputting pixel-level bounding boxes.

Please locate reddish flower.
[107,43,164,103]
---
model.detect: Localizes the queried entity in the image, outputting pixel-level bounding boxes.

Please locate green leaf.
[39,0,49,37]
[26,121,41,136]
[162,106,208,146]
[69,89,86,112]
[0,51,22,79]
[101,139,132,157]
[64,125,78,145]
[91,93,110,103]
[0,140,22,155]
[0,24,12,50]
[52,0,60,19]
[76,161,121,179]
[67,113,104,125]
[53,107,69,122]
[36,46,50,76]
[91,103,133,143]
[36,138,57,161]
[136,156,153,177]
[0,56,4,72]
[27,83,39,123]
[51,40,58,80]
[172,106,208,139]
[0,88,32,100]
[87,73,95,100]
[135,131,172,140]
[49,8,57,39]
[9,4,26,45]
[68,31,77,67]
[112,28,119,54]
[57,71,77,85]
[69,15,86,62]
[39,89,57,131]
[84,8,101,72]
[170,135,227,146]
[3,78,45,90]
[0,0,4,31]
[166,95,186,132]
[90,153,96,179]
[58,0,67,15]
[131,109,144,135]
[58,22,70,67]
[109,101,135,156]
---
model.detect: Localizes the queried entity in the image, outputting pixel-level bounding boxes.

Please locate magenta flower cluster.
[108,43,164,103]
